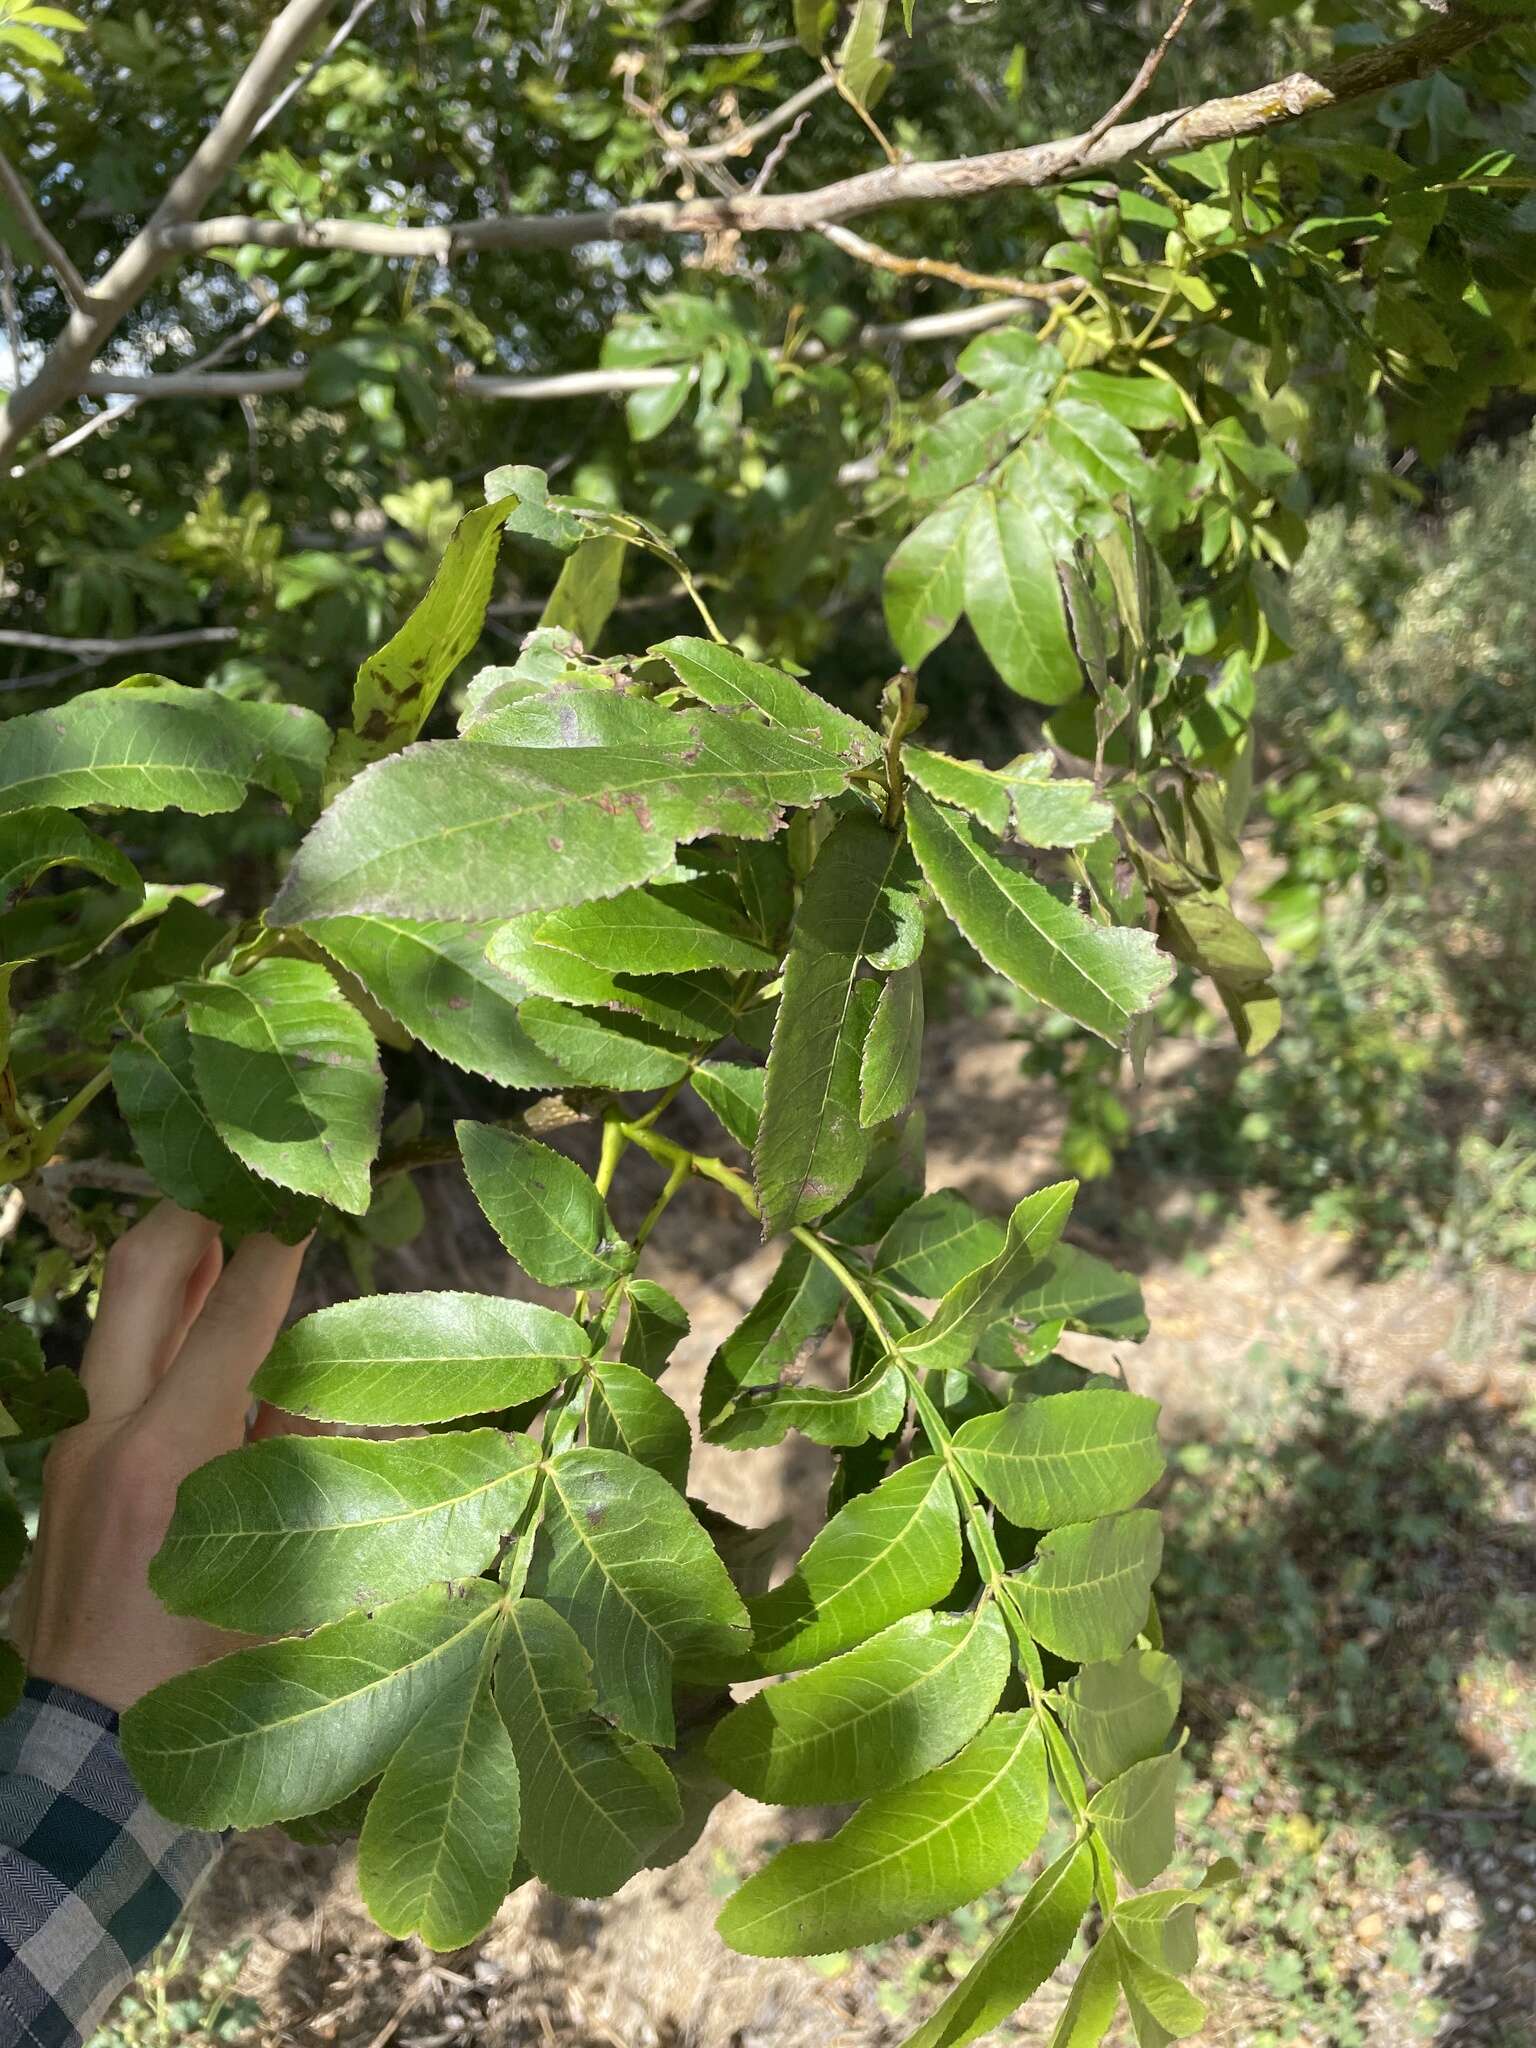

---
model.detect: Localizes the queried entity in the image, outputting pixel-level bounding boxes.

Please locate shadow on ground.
[1161,1373,1536,2044]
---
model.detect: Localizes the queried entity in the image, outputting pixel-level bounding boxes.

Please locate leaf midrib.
[730,1717,1041,1938]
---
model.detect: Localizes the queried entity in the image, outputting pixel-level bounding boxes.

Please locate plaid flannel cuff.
[0,1680,221,2048]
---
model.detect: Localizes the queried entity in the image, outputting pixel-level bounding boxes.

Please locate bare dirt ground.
[142,1007,1536,2048]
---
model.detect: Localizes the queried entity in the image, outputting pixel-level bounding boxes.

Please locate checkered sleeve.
[0,1680,221,2048]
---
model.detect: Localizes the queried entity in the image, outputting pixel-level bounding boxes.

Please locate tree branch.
[0,4,1500,458]
[12,288,284,476]
[0,626,238,656]
[820,223,1077,300]
[0,148,86,307]
[460,366,696,401]
[0,0,336,462]
[685,64,845,164]
[151,10,1498,263]
[249,0,378,139]
[78,367,307,397]
[1068,0,1203,168]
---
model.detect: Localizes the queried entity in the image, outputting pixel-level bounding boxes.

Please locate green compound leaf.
[0,807,142,906]
[953,1390,1165,1529]
[1087,1748,1183,1889]
[884,491,978,670]
[457,1121,627,1288]
[305,915,566,1088]
[486,917,737,1043]
[541,533,625,648]
[121,1581,504,1830]
[1006,1244,1148,1343]
[357,1662,521,1952]
[699,1239,843,1435]
[655,635,880,769]
[254,1292,589,1425]
[963,490,1081,706]
[719,1711,1048,1957]
[270,716,852,926]
[586,1361,691,1490]
[0,682,310,819]
[860,962,924,1128]
[746,1455,961,1674]
[705,1361,906,1452]
[495,1598,681,1898]
[0,1315,86,1443]
[517,998,694,1089]
[906,790,1173,1046]
[905,1838,1095,2048]
[531,1448,749,1745]
[821,1108,927,1247]
[1013,1510,1163,1664]
[1045,1933,1123,2048]
[112,1016,318,1242]
[333,500,507,785]
[150,1430,540,1634]
[690,1060,766,1150]
[706,1603,1010,1805]
[902,748,1111,849]
[1119,1937,1206,2046]
[1057,1649,1183,1785]
[901,1181,1076,1372]
[874,1189,1004,1297]
[619,1279,690,1376]
[183,958,384,1215]
[755,812,904,1234]
[533,881,778,976]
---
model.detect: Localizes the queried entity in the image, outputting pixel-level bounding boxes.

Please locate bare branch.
[750,109,812,195]
[12,289,283,476]
[146,10,1497,264]
[0,5,1500,455]
[859,300,1028,346]
[1069,0,1202,167]
[460,367,695,401]
[821,223,1077,300]
[0,626,238,656]
[79,367,306,398]
[0,148,87,307]
[250,0,379,139]
[686,65,844,164]
[0,0,336,462]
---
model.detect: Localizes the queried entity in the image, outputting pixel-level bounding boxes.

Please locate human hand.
[15,1202,313,1713]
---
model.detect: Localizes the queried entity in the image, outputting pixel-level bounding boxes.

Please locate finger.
[169,1237,224,1362]
[145,1232,311,1455]
[80,1203,222,1421]
[247,1401,333,1441]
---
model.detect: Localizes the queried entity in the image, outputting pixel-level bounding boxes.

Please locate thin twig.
[0,626,238,656]
[750,109,811,194]
[822,55,902,166]
[1068,0,1202,166]
[821,222,1076,299]
[0,0,336,462]
[0,147,86,307]
[145,12,1498,267]
[33,1160,159,1197]
[78,367,305,397]
[250,0,379,139]
[687,63,845,164]
[13,290,282,475]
